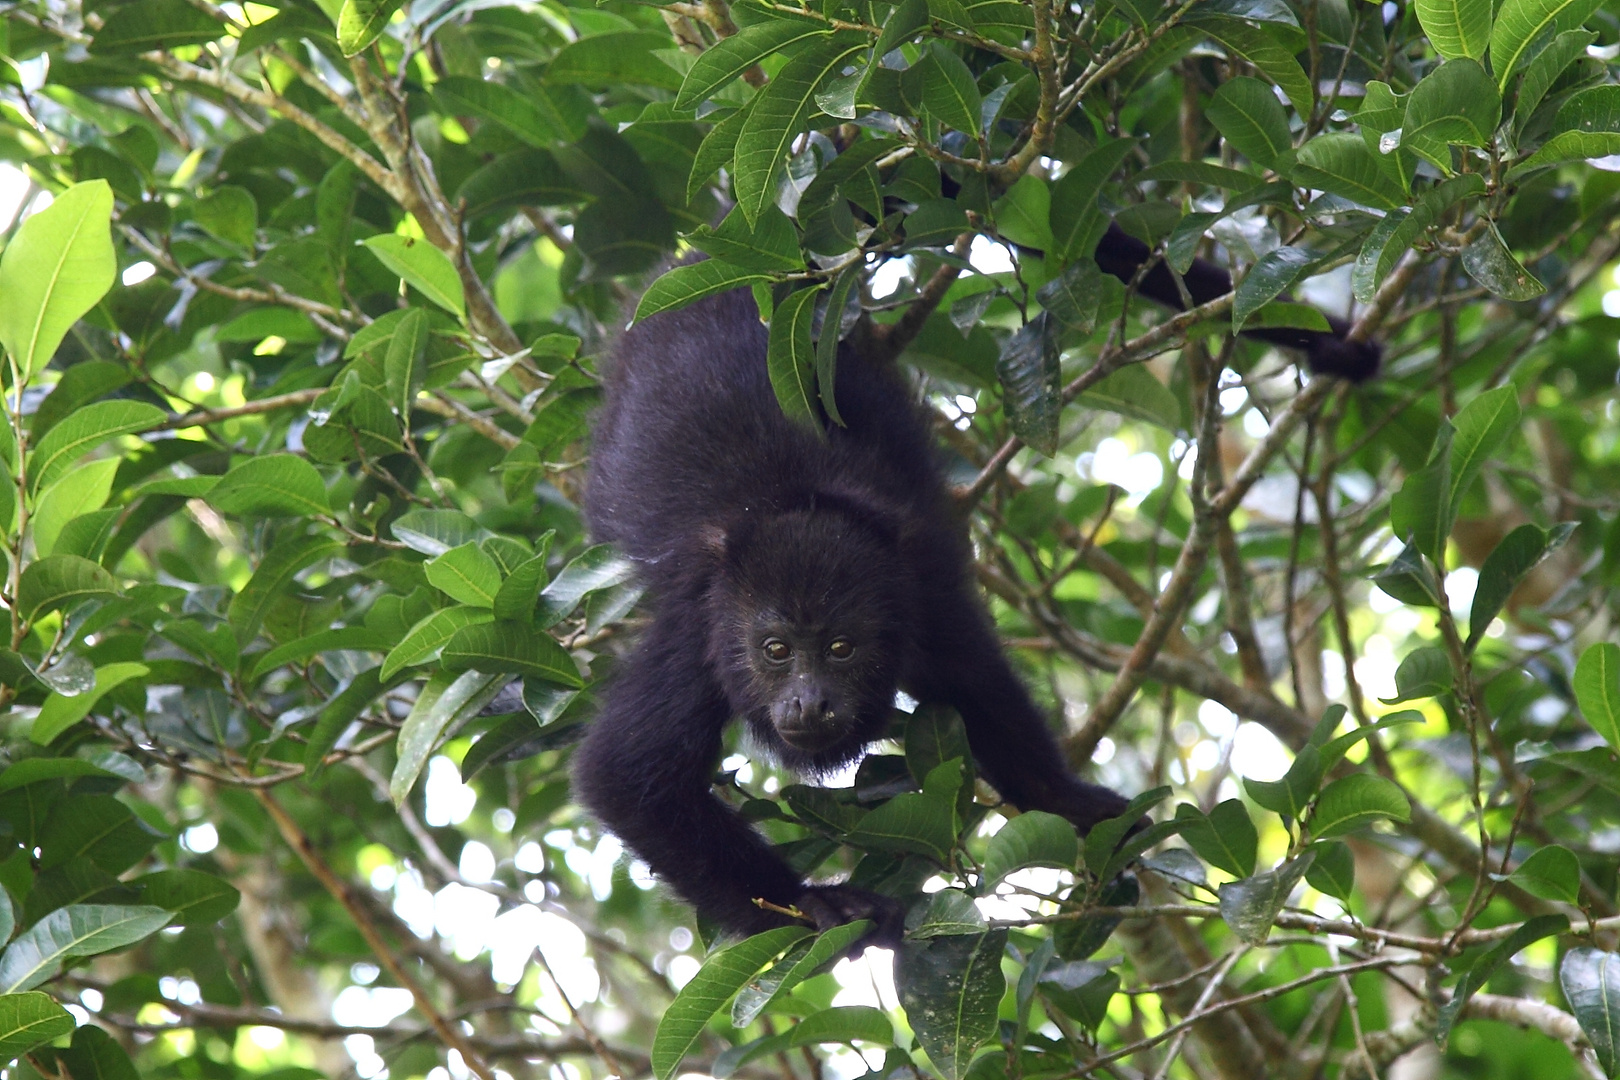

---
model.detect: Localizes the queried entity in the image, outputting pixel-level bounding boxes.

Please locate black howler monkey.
[574,288,1131,944]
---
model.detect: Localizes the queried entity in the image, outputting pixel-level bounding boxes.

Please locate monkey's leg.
[571,610,902,941]
[916,588,1129,833]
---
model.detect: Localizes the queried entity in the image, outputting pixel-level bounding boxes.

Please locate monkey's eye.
[763,639,792,662]
[828,639,854,660]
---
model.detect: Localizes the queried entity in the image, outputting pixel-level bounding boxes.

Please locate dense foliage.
[2,0,1620,1073]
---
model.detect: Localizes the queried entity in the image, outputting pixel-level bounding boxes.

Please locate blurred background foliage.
[2,0,1620,1073]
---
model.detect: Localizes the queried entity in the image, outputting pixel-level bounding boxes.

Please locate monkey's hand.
[793,884,905,951]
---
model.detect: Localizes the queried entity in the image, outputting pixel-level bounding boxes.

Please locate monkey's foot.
[793,884,905,951]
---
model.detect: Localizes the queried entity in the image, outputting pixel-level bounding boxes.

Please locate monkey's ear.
[696,523,728,558]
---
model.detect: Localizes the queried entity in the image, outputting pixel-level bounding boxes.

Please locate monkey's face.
[708,509,910,772]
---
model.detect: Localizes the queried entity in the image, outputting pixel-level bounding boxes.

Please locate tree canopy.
[1,0,1620,1075]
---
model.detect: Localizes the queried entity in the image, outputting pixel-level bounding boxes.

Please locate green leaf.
[381,608,494,680]
[676,23,827,110]
[247,627,386,682]
[89,0,221,52]
[897,929,1007,1080]
[1049,139,1135,264]
[991,174,1052,251]
[1437,915,1567,1044]
[1217,853,1312,944]
[846,792,956,862]
[1512,30,1595,133]
[689,104,752,204]
[1489,0,1602,91]
[688,206,804,273]
[362,237,466,318]
[1508,844,1581,903]
[732,35,867,224]
[1358,81,1417,191]
[1415,0,1490,60]
[1195,15,1312,113]
[31,456,119,558]
[134,869,241,926]
[32,662,148,746]
[732,922,871,1027]
[766,285,825,429]
[207,455,329,518]
[39,795,160,874]
[390,671,507,806]
[16,555,118,623]
[635,260,773,324]
[391,507,488,555]
[1352,174,1485,302]
[493,555,549,622]
[1175,799,1258,877]
[0,905,173,992]
[1291,133,1404,210]
[1561,947,1620,1075]
[426,542,504,608]
[59,1024,140,1080]
[1303,840,1355,901]
[816,263,860,427]
[383,306,428,418]
[548,31,687,92]
[1517,85,1620,170]
[1401,60,1500,173]
[980,811,1077,890]
[192,186,258,249]
[919,42,981,135]
[1233,246,1313,331]
[906,890,985,939]
[1575,642,1620,753]
[0,993,75,1060]
[1383,645,1454,703]
[1207,76,1292,169]
[996,313,1060,456]
[1449,384,1521,509]
[305,668,386,776]
[1389,422,1453,560]
[27,399,163,494]
[336,0,402,55]
[229,535,342,644]
[440,622,584,686]
[434,76,569,147]
[1463,224,1544,300]
[1468,522,1575,649]
[875,0,930,56]
[1311,774,1410,838]
[652,926,813,1080]
[791,1006,894,1047]
[538,545,636,626]
[1083,787,1171,875]
[1037,259,1105,334]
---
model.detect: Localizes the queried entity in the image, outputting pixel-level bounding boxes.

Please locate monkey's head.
[705,505,910,773]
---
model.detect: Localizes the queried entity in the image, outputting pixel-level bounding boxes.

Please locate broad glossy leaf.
[426,542,503,608]
[906,889,985,939]
[732,922,871,1027]
[980,811,1078,890]
[16,555,118,623]
[1049,139,1135,263]
[1449,385,1521,508]
[1292,133,1404,209]
[1436,915,1567,1044]
[440,621,584,686]
[434,76,569,147]
[1175,799,1258,877]
[1468,522,1575,648]
[652,926,812,1080]
[336,0,402,54]
[58,1024,140,1080]
[1233,246,1313,331]
[766,285,824,430]
[1352,174,1484,301]
[1509,844,1581,903]
[688,206,803,272]
[1195,15,1312,113]
[846,792,956,862]
[538,544,636,625]
[1217,853,1312,944]
[817,263,860,426]
[1311,774,1410,838]
[635,261,772,324]
[31,456,118,557]
[32,662,148,746]
[1513,30,1595,132]
[732,35,867,224]
[383,306,428,418]
[676,23,827,110]
[1303,840,1355,900]
[229,535,342,643]
[28,400,163,494]
[791,1006,893,1047]
[362,237,465,318]
[919,42,981,135]
[897,929,1007,1080]
[1402,60,1499,173]
[1575,642,1620,752]
[391,507,488,555]
[1561,947,1620,1074]
[192,186,257,249]
[1207,77,1291,168]
[1415,0,1490,60]
[134,869,241,926]
[304,668,385,775]
[1382,645,1452,703]
[996,313,1060,456]
[1489,0,1602,90]
[548,31,686,91]
[1515,86,1620,174]
[390,671,507,806]
[1389,422,1452,560]
[0,993,74,1060]
[90,0,221,51]
[0,905,173,992]
[381,608,494,680]
[207,455,329,518]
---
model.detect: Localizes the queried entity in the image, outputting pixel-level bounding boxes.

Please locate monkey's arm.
[1092,223,1382,383]
[914,587,1129,832]
[572,609,903,940]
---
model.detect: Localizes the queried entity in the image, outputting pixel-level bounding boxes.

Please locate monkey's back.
[585,289,949,573]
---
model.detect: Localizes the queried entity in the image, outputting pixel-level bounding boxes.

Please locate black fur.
[574,289,1129,943]
[1093,223,1382,383]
